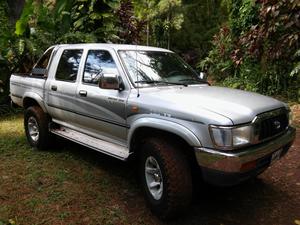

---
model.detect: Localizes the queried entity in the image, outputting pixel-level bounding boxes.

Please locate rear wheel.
[24,106,52,150]
[139,137,193,219]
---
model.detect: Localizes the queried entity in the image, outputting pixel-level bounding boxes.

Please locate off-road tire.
[24,106,52,150]
[139,137,193,219]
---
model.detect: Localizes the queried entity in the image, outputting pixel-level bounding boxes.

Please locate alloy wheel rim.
[28,116,39,142]
[145,156,163,200]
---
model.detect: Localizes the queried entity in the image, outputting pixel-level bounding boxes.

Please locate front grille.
[258,113,288,140]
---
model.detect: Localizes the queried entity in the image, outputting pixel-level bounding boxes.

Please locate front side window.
[55,49,83,82]
[83,50,118,85]
[119,51,205,87]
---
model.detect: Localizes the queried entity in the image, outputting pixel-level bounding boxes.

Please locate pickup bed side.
[10,74,47,111]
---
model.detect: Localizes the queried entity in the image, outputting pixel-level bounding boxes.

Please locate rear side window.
[56,49,83,82]
[83,50,118,85]
[32,47,54,76]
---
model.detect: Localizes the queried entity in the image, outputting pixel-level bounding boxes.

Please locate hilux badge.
[274,120,281,129]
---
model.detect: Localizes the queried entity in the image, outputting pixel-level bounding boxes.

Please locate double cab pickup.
[10,44,296,219]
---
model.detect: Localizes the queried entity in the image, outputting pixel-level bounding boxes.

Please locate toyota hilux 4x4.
[10,44,296,219]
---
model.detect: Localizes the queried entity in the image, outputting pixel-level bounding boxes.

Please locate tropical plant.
[171,0,228,65]
[116,0,146,44]
[0,0,120,104]
[201,0,300,101]
[66,0,119,43]
[0,1,20,104]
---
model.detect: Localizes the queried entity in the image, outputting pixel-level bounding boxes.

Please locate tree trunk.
[146,22,149,46]
[167,6,171,49]
[7,0,25,24]
[146,0,150,46]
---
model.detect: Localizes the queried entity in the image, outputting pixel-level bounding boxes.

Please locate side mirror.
[32,67,47,76]
[99,74,123,91]
[199,72,208,81]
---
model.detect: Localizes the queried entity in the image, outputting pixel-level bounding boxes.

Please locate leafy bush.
[199,26,234,81]
[116,0,146,44]
[201,0,300,102]
[0,0,120,105]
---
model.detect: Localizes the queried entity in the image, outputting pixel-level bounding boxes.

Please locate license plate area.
[270,148,283,164]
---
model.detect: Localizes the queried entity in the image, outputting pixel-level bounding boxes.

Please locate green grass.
[0,114,156,225]
[0,113,299,225]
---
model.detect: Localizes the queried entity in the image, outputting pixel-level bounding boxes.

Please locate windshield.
[119,50,205,87]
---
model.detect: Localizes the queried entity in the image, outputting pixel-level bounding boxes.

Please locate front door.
[72,49,129,146]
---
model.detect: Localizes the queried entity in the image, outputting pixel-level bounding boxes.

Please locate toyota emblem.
[273,120,281,129]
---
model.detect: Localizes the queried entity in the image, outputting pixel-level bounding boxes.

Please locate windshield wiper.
[135,80,188,87]
[179,78,210,84]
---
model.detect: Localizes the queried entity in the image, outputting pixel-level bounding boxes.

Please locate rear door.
[45,47,84,124]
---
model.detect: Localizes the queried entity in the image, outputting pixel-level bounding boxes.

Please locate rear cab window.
[55,49,83,82]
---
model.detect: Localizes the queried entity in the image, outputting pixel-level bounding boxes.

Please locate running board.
[50,126,129,160]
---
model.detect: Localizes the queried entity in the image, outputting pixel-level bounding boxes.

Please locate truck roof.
[52,43,173,53]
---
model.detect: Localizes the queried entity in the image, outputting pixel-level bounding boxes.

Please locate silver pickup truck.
[10,44,296,219]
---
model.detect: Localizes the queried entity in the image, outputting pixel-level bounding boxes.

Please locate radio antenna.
[135,43,140,98]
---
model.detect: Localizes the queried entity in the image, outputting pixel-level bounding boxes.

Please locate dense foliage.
[116,0,145,44]
[0,1,21,104]
[201,0,300,101]
[0,0,299,106]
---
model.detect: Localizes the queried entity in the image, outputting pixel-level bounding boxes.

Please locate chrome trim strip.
[252,107,288,123]
[11,93,22,99]
[48,103,130,128]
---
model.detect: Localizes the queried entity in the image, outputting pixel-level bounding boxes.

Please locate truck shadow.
[173,179,285,225]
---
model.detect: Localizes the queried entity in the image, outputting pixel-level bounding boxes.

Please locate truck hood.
[136,85,285,125]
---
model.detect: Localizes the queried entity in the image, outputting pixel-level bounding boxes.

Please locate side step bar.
[50,126,129,160]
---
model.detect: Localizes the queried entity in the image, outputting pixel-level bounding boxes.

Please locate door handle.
[51,85,57,91]
[79,90,87,97]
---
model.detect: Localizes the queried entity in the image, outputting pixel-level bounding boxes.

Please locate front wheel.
[24,106,52,150]
[139,137,193,219]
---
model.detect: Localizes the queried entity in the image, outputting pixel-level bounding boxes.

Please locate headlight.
[210,127,232,148]
[232,125,252,146]
[209,125,253,150]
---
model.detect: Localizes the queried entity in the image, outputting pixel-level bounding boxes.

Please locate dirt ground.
[291,104,300,128]
[0,115,299,225]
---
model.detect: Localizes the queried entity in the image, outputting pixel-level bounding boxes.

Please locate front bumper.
[195,126,296,186]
